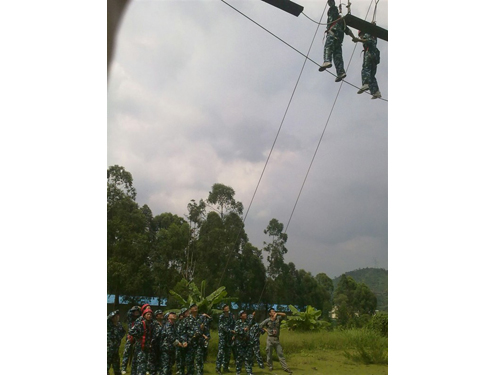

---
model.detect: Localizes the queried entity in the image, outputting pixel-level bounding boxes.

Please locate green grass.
[116,328,388,375]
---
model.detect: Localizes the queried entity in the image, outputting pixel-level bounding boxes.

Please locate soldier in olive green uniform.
[259,309,292,374]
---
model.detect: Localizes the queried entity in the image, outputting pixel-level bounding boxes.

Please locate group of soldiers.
[319,0,382,99]
[107,303,293,375]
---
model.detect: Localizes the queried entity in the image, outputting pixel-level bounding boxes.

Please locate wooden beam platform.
[343,14,388,41]
[260,0,304,17]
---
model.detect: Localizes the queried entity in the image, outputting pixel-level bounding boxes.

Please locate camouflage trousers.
[361,50,379,94]
[215,337,232,370]
[132,348,153,375]
[250,341,264,368]
[235,341,253,375]
[108,348,121,375]
[121,337,135,372]
[185,344,204,375]
[266,337,290,371]
[159,348,176,375]
[323,31,345,76]
[176,346,187,375]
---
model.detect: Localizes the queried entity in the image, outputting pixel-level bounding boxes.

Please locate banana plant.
[282,305,330,331]
[169,278,231,315]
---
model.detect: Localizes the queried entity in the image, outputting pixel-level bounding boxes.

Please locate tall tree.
[190,183,248,295]
[206,183,243,219]
[263,219,288,280]
[333,274,377,328]
[107,166,152,308]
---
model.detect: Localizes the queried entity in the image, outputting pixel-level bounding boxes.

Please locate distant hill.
[332,268,388,312]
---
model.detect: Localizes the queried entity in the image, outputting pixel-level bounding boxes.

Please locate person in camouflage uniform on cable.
[352,28,382,99]
[108,310,126,375]
[176,308,189,375]
[158,312,182,375]
[259,308,292,374]
[319,0,355,81]
[234,310,255,375]
[122,306,142,374]
[182,303,210,375]
[215,304,235,374]
[129,307,156,375]
[249,320,265,369]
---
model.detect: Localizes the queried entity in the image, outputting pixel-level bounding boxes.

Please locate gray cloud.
[108,0,388,278]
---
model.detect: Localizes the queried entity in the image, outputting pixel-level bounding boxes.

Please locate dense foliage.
[282,305,330,331]
[333,274,378,328]
[333,268,388,312]
[107,165,335,312]
[168,278,231,316]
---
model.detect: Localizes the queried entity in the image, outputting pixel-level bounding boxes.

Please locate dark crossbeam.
[260,0,304,17]
[343,14,388,41]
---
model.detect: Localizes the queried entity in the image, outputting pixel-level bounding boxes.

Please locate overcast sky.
[107,0,388,279]
[3,1,500,372]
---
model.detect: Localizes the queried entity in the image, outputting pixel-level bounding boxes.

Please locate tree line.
[108,165,377,325]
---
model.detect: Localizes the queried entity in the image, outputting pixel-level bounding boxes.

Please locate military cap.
[107,310,120,320]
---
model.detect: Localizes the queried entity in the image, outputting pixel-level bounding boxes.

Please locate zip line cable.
[301,12,328,25]
[284,0,378,233]
[219,0,387,102]
[215,0,328,291]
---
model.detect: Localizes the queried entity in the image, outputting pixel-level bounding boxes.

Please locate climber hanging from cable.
[318,0,355,82]
[352,27,382,99]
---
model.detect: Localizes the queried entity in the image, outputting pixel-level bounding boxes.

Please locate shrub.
[366,312,388,337]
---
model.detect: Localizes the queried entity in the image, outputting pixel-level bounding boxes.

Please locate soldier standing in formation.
[129,307,156,375]
[182,303,210,375]
[234,311,255,375]
[151,310,165,375]
[260,308,293,374]
[215,304,235,375]
[122,306,141,374]
[159,312,183,375]
[108,310,126,375]
[176,308,189,375]
[249,320,265,369]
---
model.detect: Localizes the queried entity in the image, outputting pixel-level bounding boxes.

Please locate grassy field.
[118,328,388,375]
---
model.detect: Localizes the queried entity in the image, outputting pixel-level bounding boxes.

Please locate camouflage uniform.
[108,311,126,375]
[122,307,141,373]
[249,323,265,369]
[176,311,188,375]
[215,312,235,372]
[129,312,156,375]
[159,318,181,375]
[360,32,380,95]
[321,1,353,78]
[234,314,254,375]
[151,315,164,375]
[259,315,291,373]
[200,315,212,363]
[182,314,206,375]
